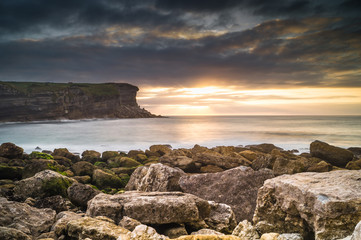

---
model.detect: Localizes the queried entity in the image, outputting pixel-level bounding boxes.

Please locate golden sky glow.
[138,86,361,115]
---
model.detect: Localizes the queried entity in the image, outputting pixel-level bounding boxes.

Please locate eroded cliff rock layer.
[0,81,156,121]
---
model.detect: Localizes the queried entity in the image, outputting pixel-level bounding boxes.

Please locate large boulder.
[67,182,101,210]
[253,170,361,240]
[179,166,274,221]
[0,142,23,159]
[0,226,32,240]
[310,140,354,167]
[65,216,130,240]
[125,163,186,192]
[0,197,56,238]
[13,170,76,200]
[87,191,211,226]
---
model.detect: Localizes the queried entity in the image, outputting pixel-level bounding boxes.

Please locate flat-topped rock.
[87,191,210,225]
[253,170,361,240]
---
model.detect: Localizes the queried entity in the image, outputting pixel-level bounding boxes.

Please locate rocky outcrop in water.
[0,81,157,122]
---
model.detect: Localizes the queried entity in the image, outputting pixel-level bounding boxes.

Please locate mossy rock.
[94,161,108,168]
[72,175,92,184]
[53,148,80,162]
[102,151,120,161]
[92,169,124,189]
[53,156,72,167]
[127,150,145,159]
[0,164,23,180]
[72,161,96,176]
[118,173,130,187]
[29,151,54,160]
[82,150,101,164]
[111,167,138,175]
[107,157,142,168]
[23,159,65,179]
[41,177,73,198]
[135,154,148,163]
[346,159,361,170]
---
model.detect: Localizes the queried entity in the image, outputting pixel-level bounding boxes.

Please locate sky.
[0,0,360,115]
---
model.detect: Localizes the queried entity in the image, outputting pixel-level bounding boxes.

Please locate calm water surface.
[0,116,360,153]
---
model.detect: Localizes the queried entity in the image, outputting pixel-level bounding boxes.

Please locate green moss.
[94,161,107,168]
[29,151,54,160]
[47,163,67,175]
[41,177,72,197]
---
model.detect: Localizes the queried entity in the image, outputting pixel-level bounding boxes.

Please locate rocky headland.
[0,140,361,240]
[0,81,158,122]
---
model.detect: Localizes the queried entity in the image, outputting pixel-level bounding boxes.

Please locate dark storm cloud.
[0,0,186,37]
[0,0,360,89]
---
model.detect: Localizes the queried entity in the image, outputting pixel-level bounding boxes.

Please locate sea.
[0,115,360,154]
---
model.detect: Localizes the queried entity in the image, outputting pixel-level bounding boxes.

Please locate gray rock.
[0,197,56,238]
[253,170,361,240]
[125,163,185,192]
[277,233,303,240]
[34,195,70,213]
[351,221,361,240]
[232,220,259,240]
[160,155,198,173]
[66,216,130,240]
[310,140,354,167]
[205,201,237,234]
[179,166,274,221]
[124,224,169,240]
[0,226,32,240]
[67,182,100,210]
[52,211,83,237]
[191,229,225,235]
[118,216,142,231]
[13,170,75,200]
[87,191,210,225]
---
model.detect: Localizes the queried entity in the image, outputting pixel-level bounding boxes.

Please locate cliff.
[0,81,157,122]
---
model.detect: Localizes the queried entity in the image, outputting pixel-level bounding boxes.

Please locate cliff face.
[0,82,157,122]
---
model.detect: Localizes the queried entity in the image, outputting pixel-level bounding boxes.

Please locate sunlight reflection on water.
[0,115,360,153]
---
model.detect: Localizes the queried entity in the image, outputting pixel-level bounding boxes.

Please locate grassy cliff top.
[0,81,138,97]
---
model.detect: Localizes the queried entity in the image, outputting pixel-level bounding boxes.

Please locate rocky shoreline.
[0,141,360,240]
